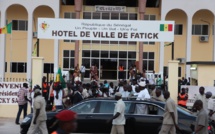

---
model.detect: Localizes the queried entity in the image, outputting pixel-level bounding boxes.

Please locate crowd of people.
[15,68,215,134]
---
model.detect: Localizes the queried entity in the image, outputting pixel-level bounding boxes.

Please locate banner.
[0,82,24,105]
[181,85,215,109]
[38,18,175,42]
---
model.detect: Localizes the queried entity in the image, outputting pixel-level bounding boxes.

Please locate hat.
[34,89,41,93]
[139,81,146,87]
[33,84,41,90]
[56,110,77,122]
[115,92,122,97]
[206,91,212,96]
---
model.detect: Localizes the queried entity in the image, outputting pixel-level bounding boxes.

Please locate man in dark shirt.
[73,86,84,105]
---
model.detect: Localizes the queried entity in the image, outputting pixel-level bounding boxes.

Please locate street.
[0,118,20,134]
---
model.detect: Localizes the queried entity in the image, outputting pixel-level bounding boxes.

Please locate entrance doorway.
[100,59,117,80]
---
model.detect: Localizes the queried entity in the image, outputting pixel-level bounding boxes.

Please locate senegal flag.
[160,24,173,32]
[55,67,66,88]
[0,22,12,34]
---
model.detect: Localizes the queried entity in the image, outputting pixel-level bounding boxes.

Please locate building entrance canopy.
[38,18,174,42]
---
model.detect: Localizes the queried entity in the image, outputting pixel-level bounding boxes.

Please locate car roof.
[82,97,165,107]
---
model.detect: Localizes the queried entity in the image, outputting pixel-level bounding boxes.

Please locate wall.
[191,10,214,61]
[198,65,215,86]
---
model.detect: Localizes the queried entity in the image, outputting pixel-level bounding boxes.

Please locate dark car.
[20,98,196,134]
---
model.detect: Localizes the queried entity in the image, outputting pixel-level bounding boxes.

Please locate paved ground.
[0,118,20,134]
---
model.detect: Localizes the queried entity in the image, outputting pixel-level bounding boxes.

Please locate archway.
[164,9,187,78]
[192,9,214,61]
[5,4,28,80]
[33,6,55,80]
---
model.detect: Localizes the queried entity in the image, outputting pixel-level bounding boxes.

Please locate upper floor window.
[192,25,208,35]
[83,12,137,20]
[144,15,156,21]
[64,12,76,19]
[175,24,183,35]
[12,20,28,31]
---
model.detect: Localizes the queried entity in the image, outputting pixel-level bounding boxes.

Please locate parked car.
[20,97,196,134]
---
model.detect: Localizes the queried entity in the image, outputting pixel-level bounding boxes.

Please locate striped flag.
[32,41,38,56]
[0,22,12,34]
[160,24,173,32]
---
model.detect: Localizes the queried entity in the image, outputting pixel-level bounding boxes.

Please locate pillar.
[213,18,215,61]
[138,0,147,72]
[54,10,60,78]
[0,10,6,80]
[168,60,179,103]
[27,10,33,81]
[186,17,192,79]
[32,57,44,88]
[74,0,83,66]
[159,14,166,76]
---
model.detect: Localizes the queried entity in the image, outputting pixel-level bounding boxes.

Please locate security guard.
[51,110,77,134]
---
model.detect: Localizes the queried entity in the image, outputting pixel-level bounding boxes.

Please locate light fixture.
[190,67,197,70]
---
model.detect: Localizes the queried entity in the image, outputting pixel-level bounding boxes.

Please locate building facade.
[0,0,215,82]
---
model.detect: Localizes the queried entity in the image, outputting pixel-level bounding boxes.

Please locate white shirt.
[109,87,114,97]
[74,76,81,82]
[208,98,215,120]
[82,88,89,99]
[195,94,207,111]
[121,91,130,98]
[31,92,34,108]
[136,88,151,100]
[118,87,124,94]
[112,99,125,125]
[54,90,63,106]
[80,65,86,73]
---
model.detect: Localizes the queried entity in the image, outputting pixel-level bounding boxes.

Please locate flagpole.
[10,31,12,81]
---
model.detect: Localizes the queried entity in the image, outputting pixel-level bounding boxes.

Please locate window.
[192,25,209,35]
[64,39,75,43]
[11,62,27,73]
[143,52,155,72]
[12,20,28,31]
[175,24,183,35]
[144,15,156,21]
[178,67,181,77]
[143,42,155,45]
[64,12,76,19]
[134,103,164,115]
[82,12,137,45]
[71,101,97,114]
[5,62,7,72]
[44,63,54,73]
[98,101,131,114]
[63,50,75,71]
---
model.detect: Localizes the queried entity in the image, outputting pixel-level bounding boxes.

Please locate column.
[32,57,44,88]
[213,18,215,61]
[54,10,60,78]
[168,60,179,103]
[186,17,192,79]
[159,15,165,75]
[0,10,6,80]
[74,0,83,66]
[27,10,33,81]
[138,0,147,73]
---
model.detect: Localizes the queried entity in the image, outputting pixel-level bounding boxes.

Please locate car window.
[71,101,97,114]
[134,103,164,115]
[98,101,132,114]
